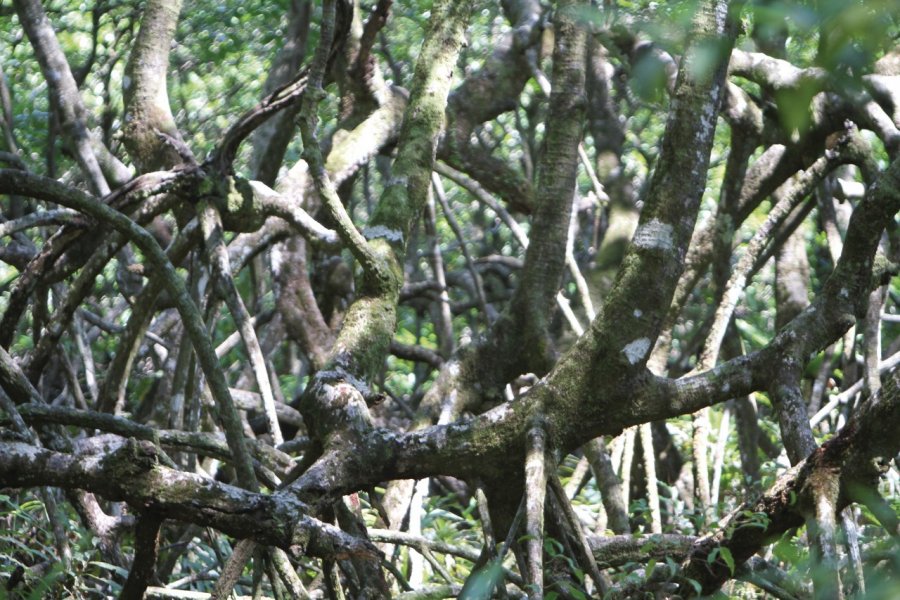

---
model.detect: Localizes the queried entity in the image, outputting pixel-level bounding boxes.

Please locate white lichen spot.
[13,442,43,460]
[123,75,131,90]
[270,244,284,272]
[483,403,511,424]
[438,401,456,425]
[623,338,651,365]
[839,288,849,298]
[364,225,404,244]
[632,219,674,252]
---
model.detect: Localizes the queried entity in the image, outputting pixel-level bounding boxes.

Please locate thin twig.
[639,422,662,533]
[199,201,283,445]
[810,348,900,426]
[549,473,609,596]
[432,172,491,323]
[296,0,389,286]
[565,200,595,321]
[0,169,259,488]
[269,547,311,599]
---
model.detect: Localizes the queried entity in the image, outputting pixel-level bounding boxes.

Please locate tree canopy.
[1,0,900,598]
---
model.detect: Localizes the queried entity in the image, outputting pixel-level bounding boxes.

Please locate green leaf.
[458,560,505,600]
[88,561,130,578]
[773,78,820,136]
[544,537,565,556]
[665,556,679,576]
[719,547,735,575]
[685,577,703,595]
[564,584,587,600]
[630,52,669,103]
[773,535,803,565]
[26,563,64,600]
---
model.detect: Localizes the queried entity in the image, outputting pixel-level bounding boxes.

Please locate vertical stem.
[122,0,187,171]
[863,285,887,396]
[841,508,865,596]
[270,547,311,599]
[524,422,548,599]
[734,396,761,498]
[199,202,283,445]
[432,172,490,322]
[564,455,590,499]
[808,345,836,416]
[693,408,711,512]
[639,422,662,533]
[1,347,72,570]
[40,488,72,567]
[120,513,163,600]
[424,191,454,358]
[710,404,731,508]
[325,560,348,600]
[810,485,844,600]
[620,426,636,512]
[772,359,817,465]
[168,329,193,431]
[584,438,630,534]
[566,196,596,320]
[549,474,610,596]
[407,478,429,585]
[73,315,98,404]
[211,539,257,600]
[13,0,110,194]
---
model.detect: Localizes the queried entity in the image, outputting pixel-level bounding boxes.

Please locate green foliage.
[707,545,735,575]
[0,493,116,598]
[458,559,504,600]
[2,0,900,597]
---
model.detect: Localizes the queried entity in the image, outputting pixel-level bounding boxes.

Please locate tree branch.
[0,438,378,561]
[13,0,110,195]
[0,169,258,490]
[122,0,188,171]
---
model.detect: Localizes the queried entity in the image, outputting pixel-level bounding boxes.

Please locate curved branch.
[0,438,377,561]
[730,49,900,154]
[677,366,900,596]
[13,0,109,195]
[321,137,900,488]
[212,70,309,174]
[586,0,737,375]
[122,0,188,171]
[0,169,258,491]
[696,140,846,371]
[199,201,283,445]
[297,0,393,290]
[13,403,291,473]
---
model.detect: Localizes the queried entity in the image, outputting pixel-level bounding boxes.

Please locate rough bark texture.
[121,0,187,172]
[3,1,900,597]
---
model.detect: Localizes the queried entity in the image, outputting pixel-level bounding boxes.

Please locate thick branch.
[122,0,187,171]
[12,402,291,473]
[677,366,900,596]
[0,438,377,561]
[13,0,109,194]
